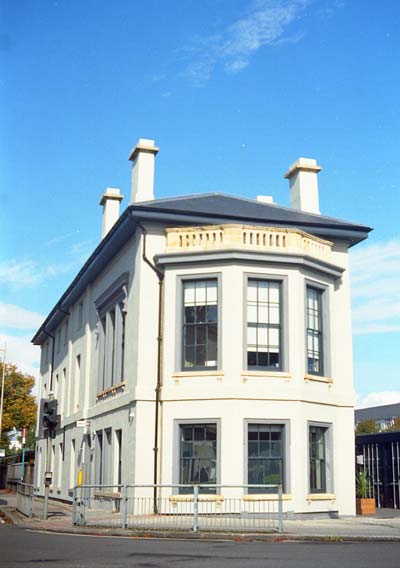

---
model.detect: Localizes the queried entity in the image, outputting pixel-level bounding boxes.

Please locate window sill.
[173,371,224,380]
[96,381,126,400]
[306,493,336,501]
[304,374,333,385]
[242,371,291,380]
[243,494,292,501]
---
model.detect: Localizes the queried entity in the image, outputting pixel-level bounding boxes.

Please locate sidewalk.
[1,490,400,542]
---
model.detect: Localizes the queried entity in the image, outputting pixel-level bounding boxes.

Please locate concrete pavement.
[1,490,400,542]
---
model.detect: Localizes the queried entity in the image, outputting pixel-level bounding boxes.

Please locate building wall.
[35,222,356,515]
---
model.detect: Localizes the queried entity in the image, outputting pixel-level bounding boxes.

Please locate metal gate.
[356,434,400,509]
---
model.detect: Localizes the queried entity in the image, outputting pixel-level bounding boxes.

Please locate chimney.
[128,138,159,203]
[284,157,322,214]
[99,187,123,238]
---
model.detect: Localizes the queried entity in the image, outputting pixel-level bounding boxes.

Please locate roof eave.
[31,209,137,345]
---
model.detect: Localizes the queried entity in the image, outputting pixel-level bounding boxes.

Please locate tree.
[0,362,37,452]
[355,419,379,435]
[387,416,400,432]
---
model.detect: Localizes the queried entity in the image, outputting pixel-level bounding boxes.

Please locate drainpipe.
[136,222,164,513]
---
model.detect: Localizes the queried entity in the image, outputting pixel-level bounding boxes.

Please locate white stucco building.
[33,138,371,517]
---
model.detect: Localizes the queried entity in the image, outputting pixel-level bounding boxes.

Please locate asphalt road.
[1,525,400,568]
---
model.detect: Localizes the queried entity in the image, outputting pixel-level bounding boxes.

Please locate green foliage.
[0,362,37,451]
[355,419,379,435]
[356,470,369,499]
[387,416,400,432]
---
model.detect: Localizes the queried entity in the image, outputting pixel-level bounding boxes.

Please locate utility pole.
[0,344,7,455]
[21,427,26,481]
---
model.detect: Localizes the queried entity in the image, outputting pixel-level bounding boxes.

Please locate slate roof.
[32,192,372,344]
[130,193,372,243]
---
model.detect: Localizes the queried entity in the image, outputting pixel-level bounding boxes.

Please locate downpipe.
[136,222,164,514]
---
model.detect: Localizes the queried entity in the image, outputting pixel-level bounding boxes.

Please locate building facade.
[33,138,371,517]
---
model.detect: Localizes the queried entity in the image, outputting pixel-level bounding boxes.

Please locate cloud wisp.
[182,0,309,85]
[0,332,40,381]
[356,391,400,409]
[0,239,94,291]
[350,239,400,334]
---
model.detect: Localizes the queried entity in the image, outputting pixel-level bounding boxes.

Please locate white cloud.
[350,239,400,334]
[0,303,44,330]
[356,391,400,409]
[183,0,309,85]
[0,239,94,291]
[0,332,40,383]
[0,259,42,288]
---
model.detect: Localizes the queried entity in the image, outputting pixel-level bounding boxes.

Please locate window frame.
[176,273,222,372]
[243,273,288,372]
[304,280,330,377]
[173,418,221,494]
[244,419,290,494]
[307,421,333,494]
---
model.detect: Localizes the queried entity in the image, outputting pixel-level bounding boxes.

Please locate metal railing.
[16,482,35,518]
[72,484,283,532]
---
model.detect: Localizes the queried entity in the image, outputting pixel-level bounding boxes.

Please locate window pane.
[247,304,257,323]
[207,325,217,365]
[195,305,206,323]
[196,326,206,345]
[247,351,257,366]
[185,306,195,324]
[185,325,195,346]
[184,346,195,368]
[195,281,206,302]
[206,281,217,304]
[206,305,217,323]
[196,345,206,367]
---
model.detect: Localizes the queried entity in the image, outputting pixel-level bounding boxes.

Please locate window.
[248,424,285,493]
[71,355,81,413]
[77,301,83,330]
[95,428,112,486]
[63,319,68,346]
[306,287,323,375]
[95,431,103,485]
[309,425,328,493]
[179,423,217,493]
[61,367,67,417]
[114,430,122,486]
[57,443,63,489]
[70,439,76,489]
[247,279,281,369]
[96,280,127,392]
[182,279,218,370]
[55,373,59,399]
[56,329,61,353]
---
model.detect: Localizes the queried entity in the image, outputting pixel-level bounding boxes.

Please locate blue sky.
[0,0,399,407]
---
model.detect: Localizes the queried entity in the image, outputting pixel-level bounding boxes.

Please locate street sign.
[0,449,5,458]
[76,419,90,428]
